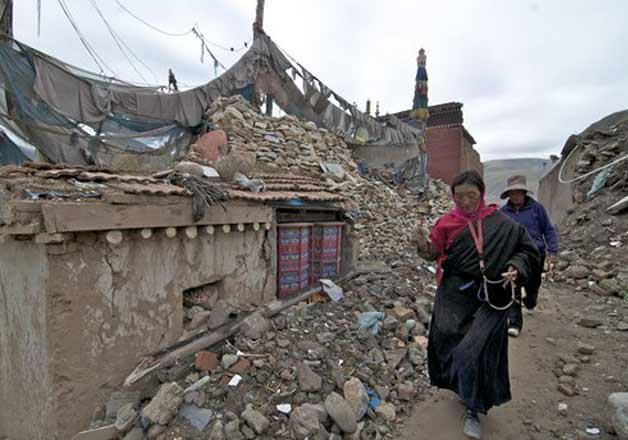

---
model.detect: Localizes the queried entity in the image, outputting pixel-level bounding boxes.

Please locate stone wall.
[539,159,575,223]
[0,219,276,440]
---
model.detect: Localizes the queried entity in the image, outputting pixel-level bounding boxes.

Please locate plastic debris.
[587,166,613,198]
[179,404,214,431]
[184,375,211,393]
[320,279,344,302]
[357,312,384,335]
[228,375,242,387]
[585,427,601,436]
[366,387,381,410]
[233,172,265,192]
[276,404,292,414]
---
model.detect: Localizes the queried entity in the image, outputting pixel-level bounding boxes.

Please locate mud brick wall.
[0,223,276,440]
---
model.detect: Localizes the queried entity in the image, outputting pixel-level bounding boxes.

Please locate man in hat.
[500,175,559,337]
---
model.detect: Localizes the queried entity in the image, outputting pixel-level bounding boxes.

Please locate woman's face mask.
[453,184,482,213]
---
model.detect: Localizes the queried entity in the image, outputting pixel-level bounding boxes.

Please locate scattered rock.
[195,351,219,372]
[324,392,358,434]
[578,318,603,328]
[375,402,397,421]
[297,362,323,392]
[563,363,580,376]
[608,393,628,440]
[122,427,144,440]
[222,354,239,370]
[557,384,577,397]
[289,404,328,440]
[114,403,137,433]
[241,405,270,434]
[241,312,271,340]
[230,358,252,374]
[397,382,416,401]
[142,382,184,425]
[343,377,369,420]
[565,265,590,280]
[577,342,596,355]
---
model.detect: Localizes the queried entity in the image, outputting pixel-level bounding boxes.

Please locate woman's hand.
[501,266,518,283]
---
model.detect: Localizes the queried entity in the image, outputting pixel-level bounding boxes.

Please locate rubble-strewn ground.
[402,283,628,440]
[93,100,628,440]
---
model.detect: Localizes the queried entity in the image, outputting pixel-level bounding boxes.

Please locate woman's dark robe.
[427,210,541,414]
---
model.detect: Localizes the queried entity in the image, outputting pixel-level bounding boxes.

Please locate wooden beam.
[71,425,118,440]
[40,201,272,234]
[123,272,355,387]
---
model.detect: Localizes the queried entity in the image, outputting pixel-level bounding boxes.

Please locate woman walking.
[416,170,541,439]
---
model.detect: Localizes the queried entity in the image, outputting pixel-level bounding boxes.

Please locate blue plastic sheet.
[357,311,384,335]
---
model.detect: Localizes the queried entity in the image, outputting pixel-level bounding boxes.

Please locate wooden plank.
[71,425,118,440]
[103,193,187,206]
[41,201,273,233]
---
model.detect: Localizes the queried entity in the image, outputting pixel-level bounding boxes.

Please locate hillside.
[484,158,554,203]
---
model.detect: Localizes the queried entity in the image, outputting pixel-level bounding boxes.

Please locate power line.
[89,0,147,83]
[56,0,118,77]
[112,0,194,37]
[113,0,249,53]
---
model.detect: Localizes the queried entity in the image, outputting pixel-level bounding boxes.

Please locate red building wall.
[426,126,483,185]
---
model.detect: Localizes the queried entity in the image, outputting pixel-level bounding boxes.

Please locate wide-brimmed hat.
[500,175,533,199]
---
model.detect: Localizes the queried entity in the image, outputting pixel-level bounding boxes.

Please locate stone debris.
[241,405,270,434]
[141,382,184,426]
[92,96,449,439]
[324,392,358,434]
[609,393,628,440]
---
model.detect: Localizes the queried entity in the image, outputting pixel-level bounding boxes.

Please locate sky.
[12,0,628,161]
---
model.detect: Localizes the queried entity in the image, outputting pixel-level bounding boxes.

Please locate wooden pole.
[254,0,265,39]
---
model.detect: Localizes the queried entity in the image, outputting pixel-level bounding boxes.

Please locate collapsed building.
[0,29,451,439]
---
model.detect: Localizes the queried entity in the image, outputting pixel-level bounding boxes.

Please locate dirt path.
[401,284,628,440]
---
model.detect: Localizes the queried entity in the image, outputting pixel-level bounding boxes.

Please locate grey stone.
[208,419,225,440]
[578,317,603,328]
[375,402,397,421]
[343,377,369,420]
[208,300,240,329]
[384,349,407,369]
[222,354,239,370]
[565,265,590,280]
[397,382,416,401]
[577,342,596,355]
[609,393,628,440]
[241,405,270,434]
[297,362,322,392]
[106,391,141,419]
[241,312,271,340]
[324,392,358,434]
[225,419,244,440]
[147,424,166,439]
[290,404,328,440]
[142,382,184,425]
[563,363,579,376]
[618,322,628,332]
[115,403,137,433]
[122,427,144,440]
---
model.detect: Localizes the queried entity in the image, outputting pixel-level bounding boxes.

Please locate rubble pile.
[96,272,436,440]
[194,95,451,262]
[553,115,628,302]
[87,98,453,439]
